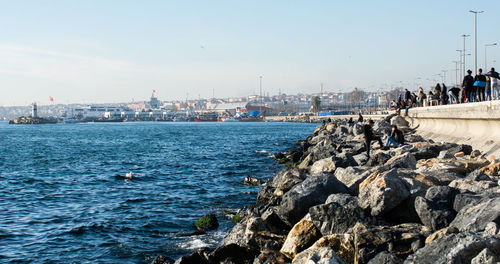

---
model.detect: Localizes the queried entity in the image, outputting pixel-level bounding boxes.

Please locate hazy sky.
[1,0,499,106]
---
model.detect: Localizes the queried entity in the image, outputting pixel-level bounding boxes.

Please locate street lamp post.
[442,70,448,84]
[452,61,460,86]
[469,10,484,73]
[485,43,498,70]
[461,34,470,78]
[456,50,463,83]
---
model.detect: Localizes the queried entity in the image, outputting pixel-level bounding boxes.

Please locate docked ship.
[194,112,218,122]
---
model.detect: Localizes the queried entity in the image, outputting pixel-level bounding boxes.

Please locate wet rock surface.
[175,116,500,264]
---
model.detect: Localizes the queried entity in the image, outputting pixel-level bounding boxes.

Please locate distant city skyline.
[1,0,499,106]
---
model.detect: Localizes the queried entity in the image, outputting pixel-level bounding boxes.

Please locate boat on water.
[220,116,240,122]
[194,112,218,122]
[93,116,124,123]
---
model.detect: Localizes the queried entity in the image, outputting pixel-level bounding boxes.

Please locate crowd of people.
[390,67,500,110]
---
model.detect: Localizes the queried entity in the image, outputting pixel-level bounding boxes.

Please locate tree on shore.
[311,96,322,112]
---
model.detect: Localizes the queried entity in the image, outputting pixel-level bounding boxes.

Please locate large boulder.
[292,247,346,264]
[280,214,322,259]
[366,152,392,167]
[358,169,411,216]
[310,157,336,174]
[471,248,500,264]
[257,168,306,204]
[253,250,287,264]
[333,152,359,168]
[384,152,417,170]
[309,194,374,236]
[448,178,498,193]
[277,173,349,226]
[403,232,500,264]
[334,166,375,195]
[308,234,355,264]
[353,223,430,264]
[223,216,287,251]
[207,244,259,264]
[194,214,219,231]
[450,196,500,232]
[414,186,459,231]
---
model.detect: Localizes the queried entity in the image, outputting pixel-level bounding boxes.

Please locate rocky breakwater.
[166,115,500,264]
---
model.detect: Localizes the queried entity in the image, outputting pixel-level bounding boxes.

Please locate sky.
[0,0,499,106]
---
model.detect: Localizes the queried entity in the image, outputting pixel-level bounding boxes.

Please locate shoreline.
[161,114,500,264]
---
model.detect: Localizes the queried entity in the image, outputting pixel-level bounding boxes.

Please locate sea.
[0,121,317,263]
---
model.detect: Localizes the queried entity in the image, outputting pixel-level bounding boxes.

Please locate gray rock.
[257,168,306,204]
[467,169,493,181]
[309,194,374,236]
[384,152,417,170]
[310,157,336,174]
[414,196,457,231]
[471,248,500,264]
[279,214,322,259]
[485,222,500,236]
[353,123,364,136]
[412,145,441,160]
[277,173,349,226]
[437,150,454,159]
[403,232,500,264]
[448,178,498,193]
[358,169,411,216]
[292,247,346,264]
[354,223,430,264]
[353,153,369,166]
[208,244,259,264]
[372,120,391,135]
[223,216,287,251]
[453,193,487,212]
[451,196,500,232]
[414,186,459,231]
[334,125,349,137]
[334,166,375,195]
[333,152,358,168]
[366,152,392,167]
[367,252,403,264]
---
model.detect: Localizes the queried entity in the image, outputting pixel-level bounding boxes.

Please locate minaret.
[31,103,38,118]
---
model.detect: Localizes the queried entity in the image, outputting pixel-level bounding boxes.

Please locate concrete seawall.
[405,100,500,157]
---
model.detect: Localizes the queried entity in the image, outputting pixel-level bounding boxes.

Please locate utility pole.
[320,83,324,94]
[469,10,484,73]
[461,34,470,79]
[452,61,460,86]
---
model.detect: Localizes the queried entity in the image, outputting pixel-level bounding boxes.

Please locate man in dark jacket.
[364,120,383,158]
[462,69,474,102]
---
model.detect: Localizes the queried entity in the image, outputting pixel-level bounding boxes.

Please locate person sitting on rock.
[384,125,404,147]
[363,119,383,158]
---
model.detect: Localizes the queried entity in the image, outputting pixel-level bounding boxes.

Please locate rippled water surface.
[0,121,317,263]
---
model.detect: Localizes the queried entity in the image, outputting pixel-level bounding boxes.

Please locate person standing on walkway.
[363,119,383,158]
[448,86,460,104]
[486,76,492,101]
[474,68,487,102]
[487,68,499,100]
[440,84,449,105]
[433,84,441,104]
[462,70,474,102]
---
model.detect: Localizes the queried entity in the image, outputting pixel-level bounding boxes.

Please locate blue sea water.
[0,121,317,263]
